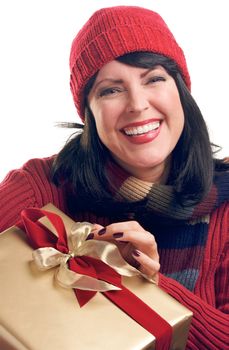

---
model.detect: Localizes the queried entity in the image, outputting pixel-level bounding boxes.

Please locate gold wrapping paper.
[0,204,192,350]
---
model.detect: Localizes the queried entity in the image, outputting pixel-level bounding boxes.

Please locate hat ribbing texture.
[70,6,191,120]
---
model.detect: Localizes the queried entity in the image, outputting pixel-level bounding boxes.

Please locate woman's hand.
[88,221,160,284]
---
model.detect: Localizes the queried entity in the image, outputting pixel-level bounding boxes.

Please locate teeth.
[123,121,160,136]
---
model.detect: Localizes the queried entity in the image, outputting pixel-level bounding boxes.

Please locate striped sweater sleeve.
[159,203,229,349]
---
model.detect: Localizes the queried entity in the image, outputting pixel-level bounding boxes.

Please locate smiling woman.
[0,5,229,350]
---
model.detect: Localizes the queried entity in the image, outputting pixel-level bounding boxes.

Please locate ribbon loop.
[70,222,93,251]
[32,247,67,270]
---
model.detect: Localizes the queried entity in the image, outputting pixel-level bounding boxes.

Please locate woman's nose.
[126,89,150,113]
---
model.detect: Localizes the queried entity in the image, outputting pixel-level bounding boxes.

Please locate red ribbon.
[20,208,173,350]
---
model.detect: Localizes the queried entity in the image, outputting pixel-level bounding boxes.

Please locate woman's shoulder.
[1,155,56,185]
[18,155,58,189]
[1,155,58,194]
[0,155,63,231]
[21,155,56,172]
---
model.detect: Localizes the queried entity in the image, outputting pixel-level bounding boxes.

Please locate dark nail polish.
[86,233,94,240]
[132,249,141,257]
[113,232,124,238]
[98,228,106,235]
[133,260,141,269]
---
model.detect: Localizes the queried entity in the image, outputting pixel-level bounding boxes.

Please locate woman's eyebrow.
[93,78,123,90]
[140,67,159,78]
[93,67,160,90]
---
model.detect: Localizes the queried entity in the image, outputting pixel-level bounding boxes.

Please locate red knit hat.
[70,6,191,120]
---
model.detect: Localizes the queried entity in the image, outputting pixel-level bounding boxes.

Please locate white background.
[0,0,228,182]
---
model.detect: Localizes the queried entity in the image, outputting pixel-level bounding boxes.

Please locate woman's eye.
[99,87,122,97]
[146,76,166,84]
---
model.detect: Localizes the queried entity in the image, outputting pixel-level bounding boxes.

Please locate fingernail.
[132,249,141,257]
[98,228,106,235]
[113,232,124,238]
[86,233,94,240]
[133,260,141,269]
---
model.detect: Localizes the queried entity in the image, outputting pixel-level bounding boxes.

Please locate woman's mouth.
[121,120,162,144]
[122,121,160,136]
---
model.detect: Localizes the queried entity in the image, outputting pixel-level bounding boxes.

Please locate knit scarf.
[104,162,229,291]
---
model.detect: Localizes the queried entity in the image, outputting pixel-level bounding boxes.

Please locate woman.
[0,6,228,349]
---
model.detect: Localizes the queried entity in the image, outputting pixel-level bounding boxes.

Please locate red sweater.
[0,156,228,349]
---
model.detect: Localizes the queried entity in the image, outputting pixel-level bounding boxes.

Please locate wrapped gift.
[0,204,192,350]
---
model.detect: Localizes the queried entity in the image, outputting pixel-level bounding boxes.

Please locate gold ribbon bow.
[32,222,141,292]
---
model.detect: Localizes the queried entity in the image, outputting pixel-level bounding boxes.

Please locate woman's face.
[88,60,184,182]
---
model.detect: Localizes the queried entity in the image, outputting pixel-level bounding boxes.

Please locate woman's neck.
[112,157,171,184]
